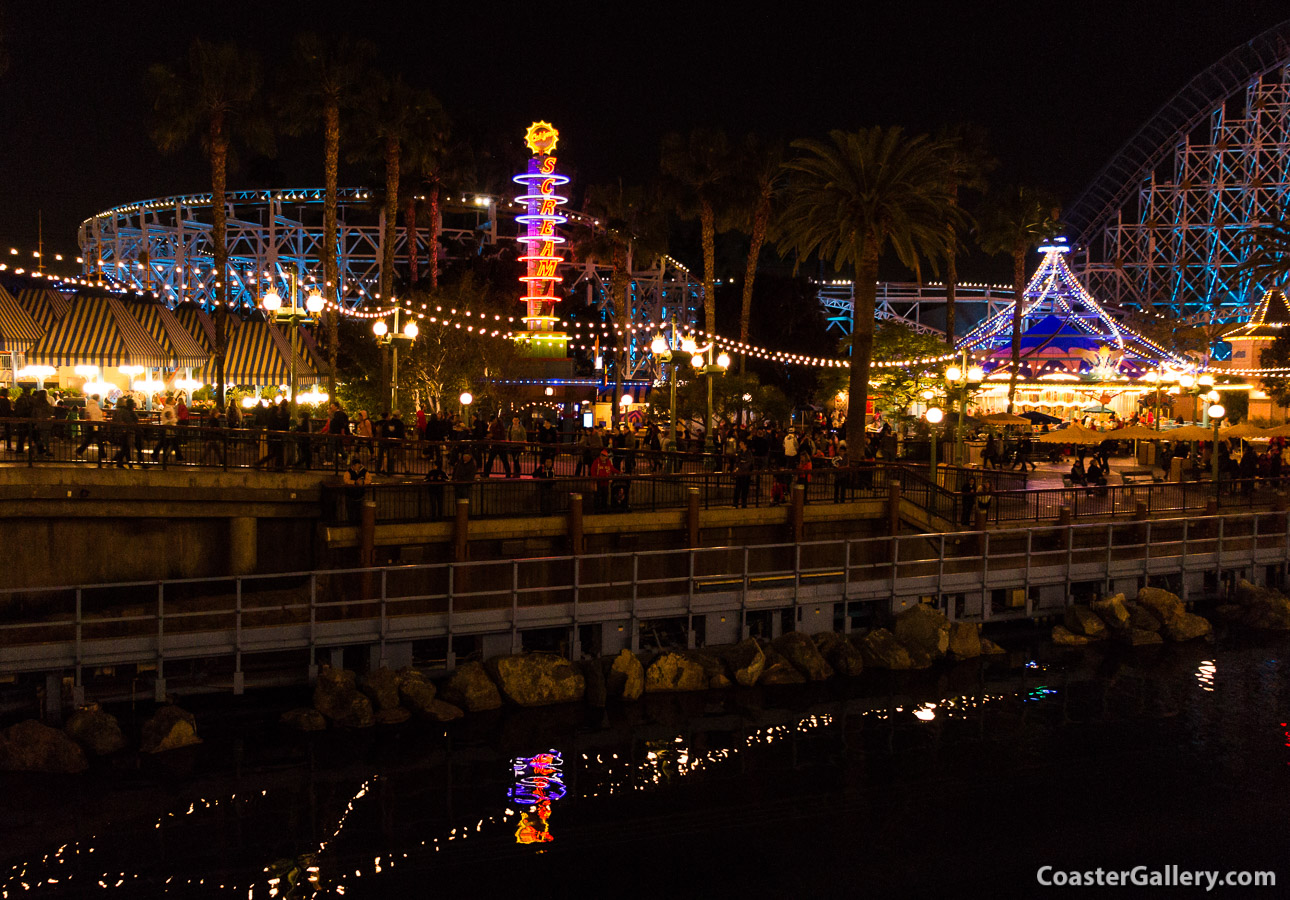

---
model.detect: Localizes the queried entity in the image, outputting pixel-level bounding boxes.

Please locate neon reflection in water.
[509,751,566,844]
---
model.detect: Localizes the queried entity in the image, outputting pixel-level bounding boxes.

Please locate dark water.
[2,634,1288,899]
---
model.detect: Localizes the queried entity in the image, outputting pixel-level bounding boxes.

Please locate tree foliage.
[859,322,950,418]
[1259,332,1290,408]
[778,127,963,447]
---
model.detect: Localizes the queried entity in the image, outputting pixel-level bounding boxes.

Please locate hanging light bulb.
[262,287,282,311]
[305,288,325,314]
[372,320,388,337]
[404,321,419,339]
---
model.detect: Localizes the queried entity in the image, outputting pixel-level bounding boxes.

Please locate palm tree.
[977,185,1061,412]
[733,135,785,372]
[660,128,735,334]
[779,127,961,449]
[1238,204,1290,289]
[935,124,995,347]
[580,183,668,426]
[352,74,445,303]
[399,124,455,288]
[147,40,273,408]
[277,33,375,402]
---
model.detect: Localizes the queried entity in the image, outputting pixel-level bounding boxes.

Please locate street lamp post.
[1209,402,1226,484]
[262,272,325,418]
[372,304,419,411]
[650,326,678,452]
[945,354,984,467]
[925,406,944,482]
[688,342,730,451]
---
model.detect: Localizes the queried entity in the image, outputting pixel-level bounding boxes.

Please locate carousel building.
[958,239,1230,421]
[1219,287,1290,423]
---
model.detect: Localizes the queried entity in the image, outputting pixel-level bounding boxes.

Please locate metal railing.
[985,477,1290,525]
[2,510,1286,689]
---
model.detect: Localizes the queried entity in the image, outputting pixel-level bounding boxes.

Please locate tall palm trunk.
[849,238,880,450]
[381,134,400,302]
[945,221,958,347]
[323,102,340,402]
[739,185,772,374]
[209,115,229,410]
[428,182,440,290]
[699,198,716,334]
[1006,246,1025,413]
[405,195,419,285]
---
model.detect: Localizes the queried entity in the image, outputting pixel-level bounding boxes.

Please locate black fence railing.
[321,464,905,525]
[985,476,1290,524]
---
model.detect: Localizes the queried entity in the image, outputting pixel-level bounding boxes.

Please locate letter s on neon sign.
[540,157,557,174]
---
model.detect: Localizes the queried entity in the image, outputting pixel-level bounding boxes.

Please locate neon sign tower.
[513,121,569,357]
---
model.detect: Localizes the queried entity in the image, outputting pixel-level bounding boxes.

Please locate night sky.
[0,0,1286,275]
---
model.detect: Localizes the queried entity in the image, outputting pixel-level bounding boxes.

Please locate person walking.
[733,439,753,508]
[292,411,313,469]
[589,446,618,511]
[154,401,179,465]
[485,414,511,477]
[326,402,350,463]
[508,416,528,477]
[111,397,140,468]
[76,394,105,459]
[961,476,977,528]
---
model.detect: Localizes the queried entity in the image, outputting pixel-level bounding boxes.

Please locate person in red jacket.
[588,446,618,511]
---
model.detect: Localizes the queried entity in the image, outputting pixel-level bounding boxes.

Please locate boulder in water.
[893,604,950,659]
[0,720,88,773]
[486,653,586,707]
[398,673,439,715]
[948,621,982,659]
[644,652,709,693]
[1064,604,1107,638]
[375,708,411,725]
[1115,628,1164,647]
[720,639,766,687]
[1090,594,1131,631]
[359,667,401,711]
[1051,625,1091,647]
[141,705,203,752]
[772,632,834,681]
[1128,603,1163,632]
[280,707,327,732]
[857,628,916,670]
[758,642,809,684]
[64,704,126,755]
[423,699,465,722]
[979,637,1007,655]
[1163,611,1212,642]
[608,649,645,700]
[1136,587,1184,625]
[1232,580,1290,630]
[690,649,732,689]
[812,632,864,676]
[441,662,503,712]
[313,666,375,727]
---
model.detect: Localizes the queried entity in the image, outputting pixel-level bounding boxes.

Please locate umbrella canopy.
[1109,425,1165,440]
[1264,423,1290,438]
[1082,404,1116,414]
[1161,425,1214,441]
[1221,422,1270,439]
[1021,410,1062,425]
[1035,423,1106,444]
[981,412,1031,426]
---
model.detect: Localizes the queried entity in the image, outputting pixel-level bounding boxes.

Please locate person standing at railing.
[831,442,850,503]
[508,416,527,477]
[975,482,994,526]
[538,418,559,471]
[452,450,478,506]
[344,454,368,523]
[0,387,11,452]
[795,451,813,504]
[424,457,447,518]
[325,401,349,464]
[533,455,556,514]
[484,414,511,477]
[589,446,618,512]
[292,411,313,469]
[155,401,180,465]
[961,476,977,528]
[111,397,139,468]
[29,389,52,457]
[75,394,105,459]
[782,429,798,470]
[733,439,754,508]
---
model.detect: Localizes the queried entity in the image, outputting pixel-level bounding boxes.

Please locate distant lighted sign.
[510,750,565,844]
[514,122,569,332]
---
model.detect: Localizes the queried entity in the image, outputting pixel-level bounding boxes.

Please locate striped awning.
[0,285,43,353]
[13,287,70,332]
[201,317,321,385]
[128,299,209,368]
[172,304,216,352]
[26,293,170,368]
[291,323,331,377]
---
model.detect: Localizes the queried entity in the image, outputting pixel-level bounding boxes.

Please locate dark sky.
[0,0,1287,275]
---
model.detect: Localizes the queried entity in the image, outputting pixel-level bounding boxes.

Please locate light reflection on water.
[2,638,1288,897]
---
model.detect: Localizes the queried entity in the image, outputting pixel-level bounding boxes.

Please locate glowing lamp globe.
[459,392,473,406]
[1205,390,1220,403]
[925,407,944,425]
[305,289,325,314]
[1179,373,1195,388]
[1208,404,1226,420]
[372,320,388,337]
[921,389,934,401]
[544,387,555,396]
[262,288,283,312]
[945,366,962,383]
[1198,373,1215,387]
[650,335,667,354]
[716,351,731,369]
[403,321,419,339]
[968,365,985,382]
[1143,371,1159,384]
[619,394,633,407]
[681,337,698,355]
[691,354,705,369]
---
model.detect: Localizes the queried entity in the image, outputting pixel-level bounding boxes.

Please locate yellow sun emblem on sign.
[524,121,559,156]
